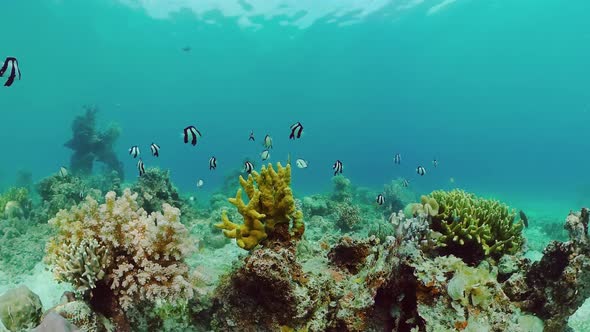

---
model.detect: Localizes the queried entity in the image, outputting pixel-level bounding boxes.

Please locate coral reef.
[412,254,543,331]
[215,162,304,250]
[45,189,194,331]
[382,179,416,217]
[211,245,314,331]
[64,105,124,179]
[130,167,194,221]
[328,236,374,274]
[427,189,525,264]
[334,198,362,232]
[504,208,590,332]
[330,175,352,202]
[0,285,43,332]
[0,187,32,220]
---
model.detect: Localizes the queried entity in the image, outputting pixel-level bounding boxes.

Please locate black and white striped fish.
[0,57,21,87]
[401,178,410,187]
[59,166,68,178]
[376,194,385,206]
[432,159,438,168]
[416,166,426,176]
[394,153,401,165]
[261,150,270,161]
[244,161,254,174]
[209,156,217,170]
[150,143,160,157]
[129,146,140,158]
[289,122,304,139]
[263,135,273,149]
[137,158,145,176]
[183,126,202,146]
[249,131,255,141]
[333,160,343,176]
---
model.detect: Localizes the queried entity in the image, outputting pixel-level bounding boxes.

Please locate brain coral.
[45,189,194,327]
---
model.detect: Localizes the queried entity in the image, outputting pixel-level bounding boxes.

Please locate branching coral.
[64,105,124,178]
[425,189,524,264]
[215,162,304,250]
[46,189,194,330]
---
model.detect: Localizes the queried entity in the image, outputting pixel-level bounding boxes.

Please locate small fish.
[129,146,140,158]
[183,126,202,146]
[182,46,191,52]
[394,153,401,165]
[432,158,438,168]
[376,194,385,205]
[59,166,68,178]
[150,143,160,157]
[79,190,85,200]
[416,166,426,176]
[333,160,343,176]
[249,131,255,141]
[197,179,204,188]
[244,161,254,174]
[449,177,455,184]
[401,178,410,187]
[137,158,145,176]
[289,122,304,139]
[189,196,195,202]
[296,159,308,169]
[0,57,21,87]
[261,149,270,161]
[209,156,217,170]
[519,210,529,228]
[263,135,273,149]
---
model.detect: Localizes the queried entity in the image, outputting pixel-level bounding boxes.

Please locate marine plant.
[427,189,524,264]
[64,105,125,178]
[45,189,194,330]
[215,162,305,250]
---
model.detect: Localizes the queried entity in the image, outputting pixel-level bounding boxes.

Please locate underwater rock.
[211,245,313,331]
[506,209,590,332]
[0,187,32,220]
[302,195,330,217]
[31,313,79,332]
[411,254,540,332]
[328,236,375,274]
[0,285,43,332]
[47,299,109,332]
[64,106,124,179]
[3,201,23,219]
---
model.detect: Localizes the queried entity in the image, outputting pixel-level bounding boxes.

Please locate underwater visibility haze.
[1,0,590,331]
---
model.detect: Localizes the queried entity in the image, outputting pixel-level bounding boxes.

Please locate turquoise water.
[1,0,589,211]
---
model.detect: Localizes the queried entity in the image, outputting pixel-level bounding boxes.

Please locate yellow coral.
[215,162,305,250]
